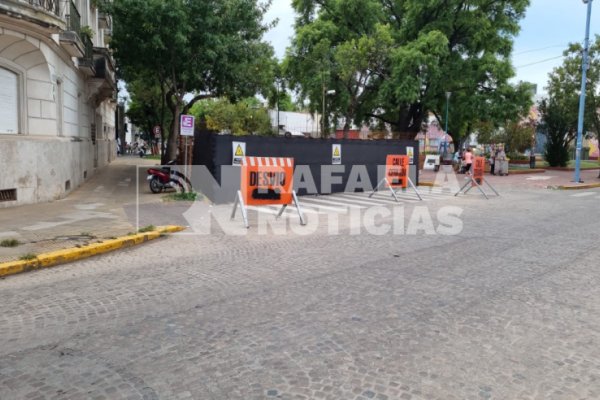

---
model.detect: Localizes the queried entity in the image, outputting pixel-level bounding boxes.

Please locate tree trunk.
[166,102,180,163]
[160,85,169,164]
[342,119,351,139]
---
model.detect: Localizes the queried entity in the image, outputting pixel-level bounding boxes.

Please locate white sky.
[263,0,600,96]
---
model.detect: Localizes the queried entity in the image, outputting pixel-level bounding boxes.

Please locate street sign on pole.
[180,115,195,179]
[180,115,195,137]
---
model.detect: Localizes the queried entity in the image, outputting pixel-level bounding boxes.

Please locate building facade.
[0,0,116,207]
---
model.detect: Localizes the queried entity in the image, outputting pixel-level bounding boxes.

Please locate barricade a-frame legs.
[455,175,489,199]
[231,190,249,228]
[406,177,423,201]
[275,192,306,225]
[291,190,307,225]
[369,178,400,202]
[484,180,500,196]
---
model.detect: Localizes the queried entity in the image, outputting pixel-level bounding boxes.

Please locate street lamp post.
[574,0,594,183]
[444,92,451,155]
[322,87,336,137]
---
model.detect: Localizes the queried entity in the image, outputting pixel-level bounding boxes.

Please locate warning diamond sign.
[332,144,342,165]
[232,141,246,166]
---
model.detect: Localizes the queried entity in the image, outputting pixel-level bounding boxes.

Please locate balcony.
[86,47,116,104]
[78,35,95,76]
[59,0,84,58]
[0,0,65,33]
[98,11,111,29]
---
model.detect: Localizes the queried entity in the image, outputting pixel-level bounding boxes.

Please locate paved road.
[1,187,599,399]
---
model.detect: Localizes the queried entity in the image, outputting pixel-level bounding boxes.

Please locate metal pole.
[445,92,451,155]
[184,136,188,180]
[445,94,450,135]
[322,81,326,137]
[574,0,593,183]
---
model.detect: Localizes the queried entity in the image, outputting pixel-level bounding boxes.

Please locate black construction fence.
[192,132,420,204]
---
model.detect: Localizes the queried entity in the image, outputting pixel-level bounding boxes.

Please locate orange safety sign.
[385,155,409,189]
[241,157,294,206]
[370,154,422,202]
[232,156,305,228]
[472,156,485,185]
[455,156,499,199]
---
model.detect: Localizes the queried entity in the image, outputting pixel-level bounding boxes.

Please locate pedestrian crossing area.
[245,188,457,218]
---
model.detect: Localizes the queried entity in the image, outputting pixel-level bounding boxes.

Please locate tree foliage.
[285,0,532,141]
[539,36,600,167]
[107,0,276,162]
[540,98,570,167]
[475,118,535,154]
[544,36,600,140]
[125,74,172,154]
[190,98,273,136]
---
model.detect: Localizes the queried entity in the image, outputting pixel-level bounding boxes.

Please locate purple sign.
[180,114,195,137]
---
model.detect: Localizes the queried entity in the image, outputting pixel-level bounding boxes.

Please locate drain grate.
[0,188,17,202]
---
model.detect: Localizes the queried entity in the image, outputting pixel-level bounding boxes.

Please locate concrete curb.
[543,166,600,172]
[0,226,186,278]
[506,169,546,175]
[418,181,437,187]
[553,182,600,190]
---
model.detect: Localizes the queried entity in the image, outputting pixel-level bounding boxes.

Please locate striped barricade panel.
[241,157,295,206]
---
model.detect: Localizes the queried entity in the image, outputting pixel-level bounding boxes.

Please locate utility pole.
[574,0,593,183]
[444,92,451,156]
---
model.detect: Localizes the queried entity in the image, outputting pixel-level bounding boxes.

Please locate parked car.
[278,126,307,138]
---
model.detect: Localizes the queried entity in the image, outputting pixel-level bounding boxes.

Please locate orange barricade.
[370,154,422,201]
[472,157,485,185]
[455,155,499,199]
[232,156,305,227]
[241,157,294,206]
[385,155,409,189]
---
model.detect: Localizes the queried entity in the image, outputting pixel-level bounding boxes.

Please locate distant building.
[0,0,117,207]
[415,119,453,153]
[269,110,320,138]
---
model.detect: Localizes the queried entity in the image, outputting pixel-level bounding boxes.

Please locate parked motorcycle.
[147,161,192,193]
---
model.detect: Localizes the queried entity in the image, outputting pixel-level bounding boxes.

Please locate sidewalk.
[0,156,176,263]
[419,167,600,190]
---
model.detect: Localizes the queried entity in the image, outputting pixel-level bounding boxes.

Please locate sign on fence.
[232,141,246,166]
[332,144,342,165]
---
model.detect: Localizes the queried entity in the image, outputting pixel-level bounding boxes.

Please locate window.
[0,67,18,134]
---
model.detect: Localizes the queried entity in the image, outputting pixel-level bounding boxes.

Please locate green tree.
[106,0,276,163]
[286,0,532,143]
[125,75,172,156]
[476,116,535,154]
[540,98,571,167]
[190,98,273,136]
[546,36,600,140]
[540,36,600,169]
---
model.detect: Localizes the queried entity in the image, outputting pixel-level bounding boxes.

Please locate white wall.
[0,21,115,207]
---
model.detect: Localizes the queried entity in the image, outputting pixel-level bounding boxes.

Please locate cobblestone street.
[1,188,600,399]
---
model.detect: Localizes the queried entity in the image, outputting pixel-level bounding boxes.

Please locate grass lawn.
[144,154,162,160]
[535,160,599,169]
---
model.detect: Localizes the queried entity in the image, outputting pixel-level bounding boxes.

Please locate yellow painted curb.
[557,182,600,190]
[0,226,186,278]
[418,181,438,187]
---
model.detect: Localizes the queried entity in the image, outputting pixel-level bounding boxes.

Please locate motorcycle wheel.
[149,177,163,193]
